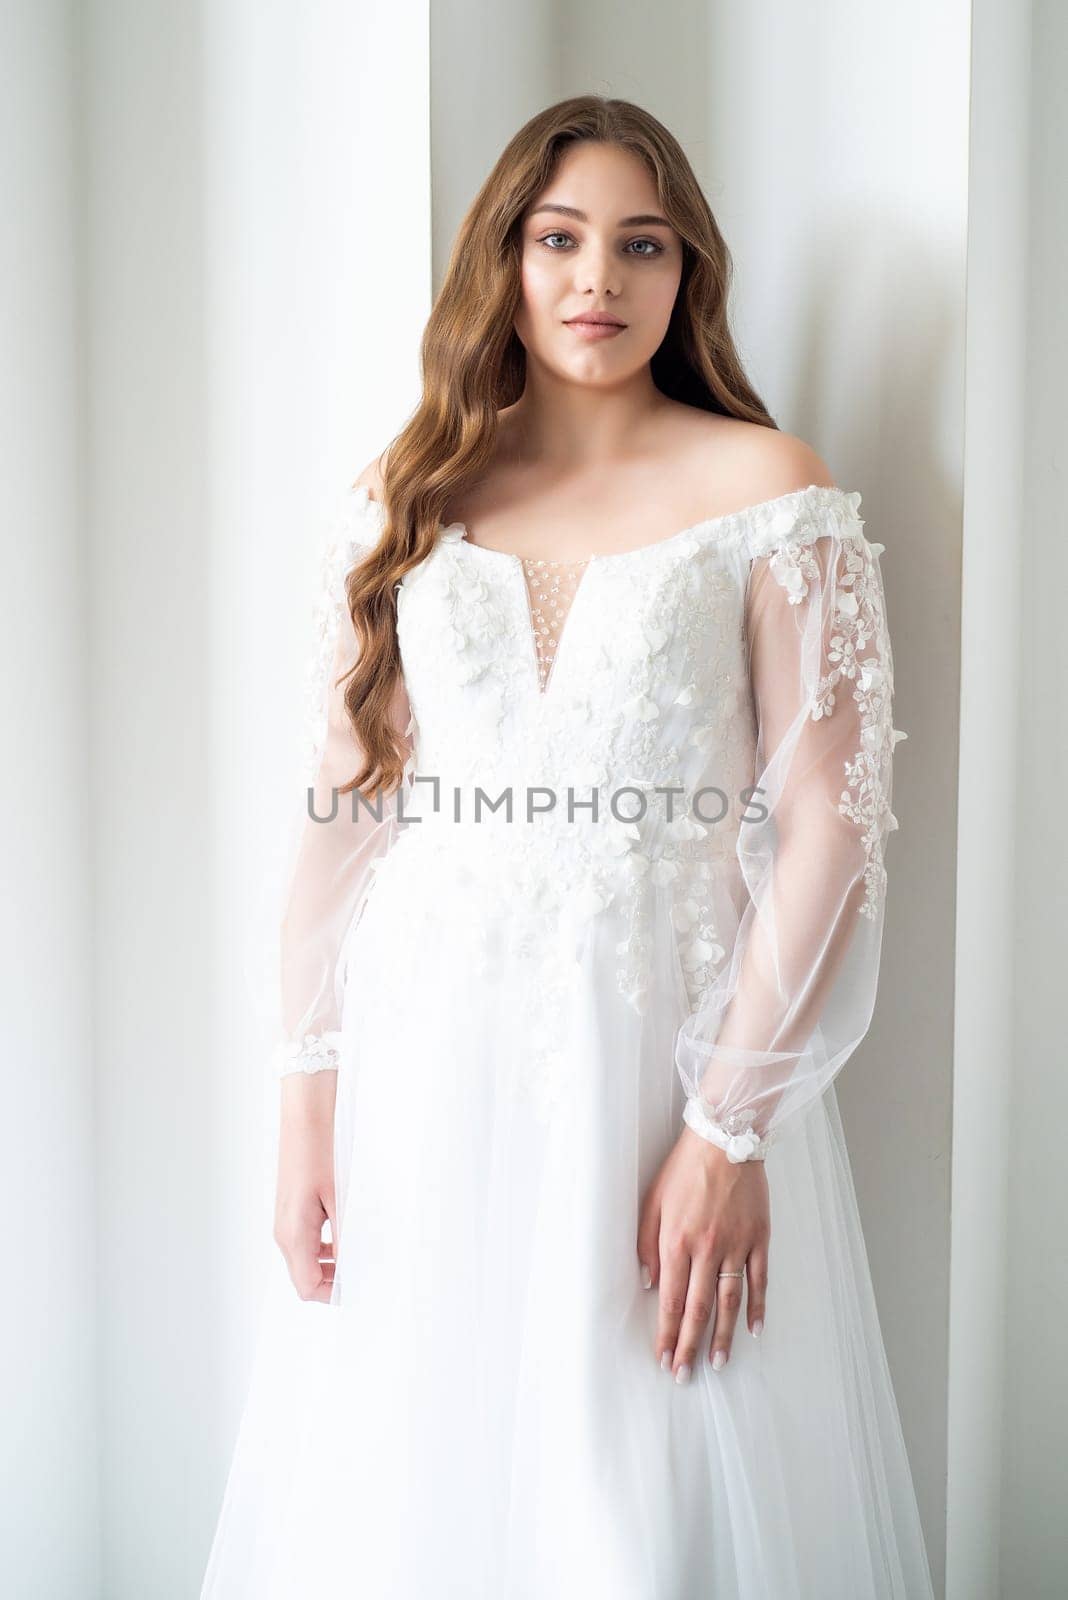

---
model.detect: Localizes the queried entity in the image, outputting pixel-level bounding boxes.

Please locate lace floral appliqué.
[277,1031,342,1075]
[303,487,383,780]
[766,509,906,921]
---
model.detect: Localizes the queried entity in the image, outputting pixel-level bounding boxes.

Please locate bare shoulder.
[350,450,389,501]
[676,412,837,507]
[732,423,836,496]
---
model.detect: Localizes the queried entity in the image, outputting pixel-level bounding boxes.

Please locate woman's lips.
[564,319,627,341]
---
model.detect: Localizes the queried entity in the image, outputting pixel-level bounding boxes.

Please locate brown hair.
[340,94,777,798]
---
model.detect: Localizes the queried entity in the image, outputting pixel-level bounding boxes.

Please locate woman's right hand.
[273,1071,338,1303]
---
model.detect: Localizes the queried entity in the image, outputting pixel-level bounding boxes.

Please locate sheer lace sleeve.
[674,490,907,1160]
[276,486,415,1077]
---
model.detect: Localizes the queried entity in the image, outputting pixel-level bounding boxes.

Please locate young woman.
[201,96,934,1599]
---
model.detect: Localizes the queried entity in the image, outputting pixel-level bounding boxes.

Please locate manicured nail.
[751,1319,763,1339]
[675,1363,692,1385]
[711,1349,727,1371]
[660,1350,673,1372]
[641,1264,652,1289]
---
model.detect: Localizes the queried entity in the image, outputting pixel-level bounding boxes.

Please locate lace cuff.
[682,1096,776,1162]
[276,1030,343,1077]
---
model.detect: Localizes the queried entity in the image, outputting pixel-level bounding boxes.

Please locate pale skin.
[275,138,836,1381]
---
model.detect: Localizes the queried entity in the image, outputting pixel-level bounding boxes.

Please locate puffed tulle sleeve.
[674,490,907,1161]
[274,486,416,1077]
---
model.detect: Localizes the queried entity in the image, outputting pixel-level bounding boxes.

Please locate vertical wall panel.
[0,4,99,1594]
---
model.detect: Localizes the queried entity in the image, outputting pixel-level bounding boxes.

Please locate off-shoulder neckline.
[348,481,861,565]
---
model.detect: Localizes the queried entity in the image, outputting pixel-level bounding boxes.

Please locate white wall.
[83,4,214,1592]
[10,0,1066,1594]
[434,3,967,1590]
[1003,0,1068,1585]
[82,1,431,1592]
[945,1,1033,1596]
[0,4,99,1596]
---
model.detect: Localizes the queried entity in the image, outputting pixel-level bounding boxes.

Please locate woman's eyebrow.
[528,203,672,228]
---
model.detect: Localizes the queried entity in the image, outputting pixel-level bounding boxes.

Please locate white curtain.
[85,3,430,1594]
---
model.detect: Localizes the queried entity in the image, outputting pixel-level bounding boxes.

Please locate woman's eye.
[535,233,665,257]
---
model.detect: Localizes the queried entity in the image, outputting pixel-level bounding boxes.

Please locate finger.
[746,1243,768,1337]
[292,1254,334,1302]
[655,1232,691,1369]
[636,1192,662,1289]
[708,1262,746,1370]
[284,1210,333,1303]
[298,1275,334,1304]
[671,1250,718,1382]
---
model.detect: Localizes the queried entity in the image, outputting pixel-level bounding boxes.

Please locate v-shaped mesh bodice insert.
[520,554,592,692]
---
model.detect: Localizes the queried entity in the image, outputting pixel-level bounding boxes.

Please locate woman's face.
[514,140,684,389]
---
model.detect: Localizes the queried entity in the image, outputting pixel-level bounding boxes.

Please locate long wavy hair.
[340,94,777,799]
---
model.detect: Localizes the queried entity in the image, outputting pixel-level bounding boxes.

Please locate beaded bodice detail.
[519,554,594,693]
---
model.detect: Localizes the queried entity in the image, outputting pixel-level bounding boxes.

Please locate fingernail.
[751,1319,763,1339]
[675,1363,692,1385]
[660,1350,673,1372]
[711,1349,727,1371]
[640,1264,652,1289]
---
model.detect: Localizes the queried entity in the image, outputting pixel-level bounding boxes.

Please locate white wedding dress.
[199,481,935,1599]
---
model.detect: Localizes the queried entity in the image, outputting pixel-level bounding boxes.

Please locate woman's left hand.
[636,1125,770,1382]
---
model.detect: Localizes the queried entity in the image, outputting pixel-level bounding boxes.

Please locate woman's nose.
[573,242,622,298]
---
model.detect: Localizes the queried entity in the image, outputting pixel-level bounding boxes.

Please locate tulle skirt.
[200,844,935,1599]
